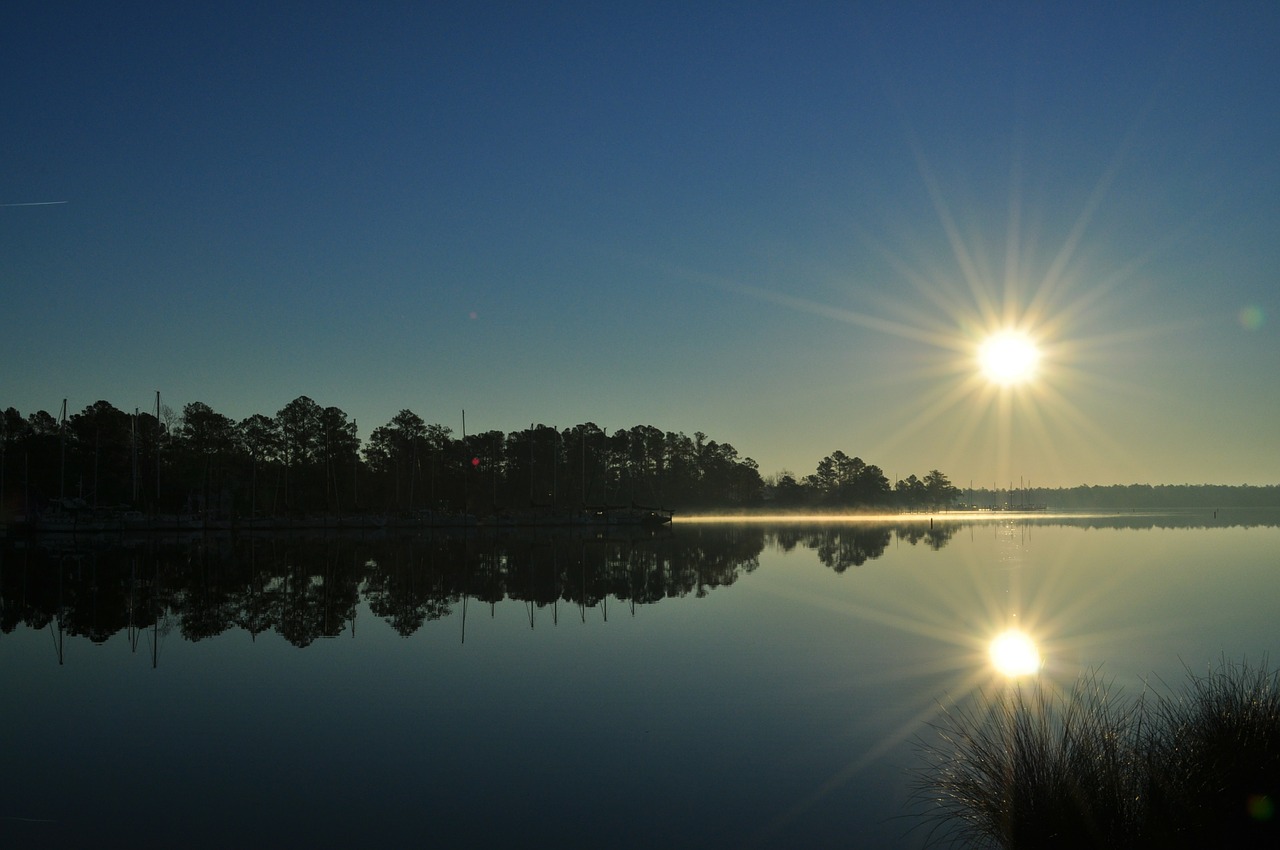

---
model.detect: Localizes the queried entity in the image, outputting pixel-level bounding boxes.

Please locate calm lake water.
[3,510,1277,848]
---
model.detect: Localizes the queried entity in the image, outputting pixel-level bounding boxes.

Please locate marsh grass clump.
[913,658,1279,848]
[914,671,1144,848]
[1143,658,1280,848]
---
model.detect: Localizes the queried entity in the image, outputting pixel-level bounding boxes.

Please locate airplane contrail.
[0,200,68,207]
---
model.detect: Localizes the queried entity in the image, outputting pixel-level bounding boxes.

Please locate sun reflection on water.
[989,628,1042,677]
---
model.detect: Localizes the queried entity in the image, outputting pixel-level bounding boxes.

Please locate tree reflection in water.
[3,510,1272,654]
[1,527,763,650]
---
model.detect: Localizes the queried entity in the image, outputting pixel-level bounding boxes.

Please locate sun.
[978,331,1040,385]
[989,629,1042,677]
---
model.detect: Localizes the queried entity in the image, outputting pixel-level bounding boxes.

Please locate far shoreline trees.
[3,397,782,516]
[764,451,962,511]
[4,396,1275,519]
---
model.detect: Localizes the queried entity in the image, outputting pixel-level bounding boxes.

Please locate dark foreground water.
[2,510,1276,848]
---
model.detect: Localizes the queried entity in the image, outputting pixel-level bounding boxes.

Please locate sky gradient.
[4,2,1277,488]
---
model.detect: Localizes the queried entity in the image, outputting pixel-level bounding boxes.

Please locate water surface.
[3,510,1276,848]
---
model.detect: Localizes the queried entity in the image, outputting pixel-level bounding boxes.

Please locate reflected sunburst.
[989,628,1042,676]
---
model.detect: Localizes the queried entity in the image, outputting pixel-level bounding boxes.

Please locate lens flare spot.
[1239,305,1265,331]
[989,629,1041,677]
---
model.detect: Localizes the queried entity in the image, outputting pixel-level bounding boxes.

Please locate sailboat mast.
[58,398,67,500]
[132,409,139,501]
[155,391,161,502]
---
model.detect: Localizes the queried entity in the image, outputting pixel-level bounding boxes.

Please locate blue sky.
[4,1,1277,487]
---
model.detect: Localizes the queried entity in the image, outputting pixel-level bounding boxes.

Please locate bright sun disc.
[979,331,1040,385]
[989,630,1041,676]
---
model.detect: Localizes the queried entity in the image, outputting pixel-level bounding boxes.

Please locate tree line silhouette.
[0,397,965,519]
